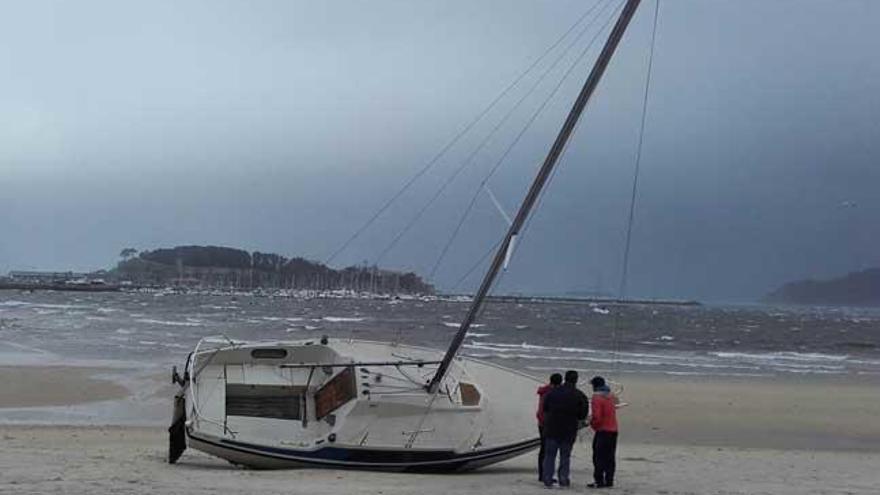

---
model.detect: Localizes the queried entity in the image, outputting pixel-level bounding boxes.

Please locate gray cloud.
[2,0,878,301]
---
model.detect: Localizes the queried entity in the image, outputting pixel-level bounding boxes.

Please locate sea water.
[1,291,878,378]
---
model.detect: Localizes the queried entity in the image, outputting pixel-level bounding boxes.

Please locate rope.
[611,0,660,375]
[324,0,607,267]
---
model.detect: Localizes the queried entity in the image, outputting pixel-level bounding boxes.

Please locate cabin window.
[315,367,357,420]
[250,348,288,359]
[226,384,303,420]
[458,382,481,406]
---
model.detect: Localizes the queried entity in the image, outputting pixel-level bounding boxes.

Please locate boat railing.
[278,360,441,369]
[187,335,242,438]
[283,360,448,398]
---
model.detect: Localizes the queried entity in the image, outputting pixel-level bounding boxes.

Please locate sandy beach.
[1,423,878,495]
[3,0,879,491]
[2,365,879,494]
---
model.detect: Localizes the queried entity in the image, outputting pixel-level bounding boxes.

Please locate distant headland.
[2,245,435,295]
[764,268,880,307]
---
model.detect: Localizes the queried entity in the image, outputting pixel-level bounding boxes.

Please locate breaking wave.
[136,318,203,327]
[322,316,365,323]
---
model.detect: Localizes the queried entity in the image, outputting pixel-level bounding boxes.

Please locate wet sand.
[3,365,880,450]
[620,373,880,452]
[0,366,130,408]
[2,425,878,495]
[1,366,879,493]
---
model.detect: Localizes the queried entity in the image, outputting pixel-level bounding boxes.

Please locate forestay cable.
[324,1,607,266]
[439,0,624,286]
[372,0,614,267]
[474,1,626,301]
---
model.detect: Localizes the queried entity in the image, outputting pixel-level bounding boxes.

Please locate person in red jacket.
[536,373,562,483]
[588,375,618,489]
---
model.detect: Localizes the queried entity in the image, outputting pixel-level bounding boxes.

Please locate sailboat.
[168,0,644,471]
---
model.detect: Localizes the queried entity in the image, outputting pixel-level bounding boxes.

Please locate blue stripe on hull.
[187,432,540,472]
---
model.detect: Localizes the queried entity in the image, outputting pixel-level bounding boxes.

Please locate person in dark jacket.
[536,373,562,483]
[588,375,619,489]
[541,370,589,488]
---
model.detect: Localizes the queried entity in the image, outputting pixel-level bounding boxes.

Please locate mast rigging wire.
[472,1,627,305]
[443,0,625,290]
[611,0,661,374]
[324,0,607,267]
[371,0,614,267]
[428,0,646,393]
[426,3,625,421]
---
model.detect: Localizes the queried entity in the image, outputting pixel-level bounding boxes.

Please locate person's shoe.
[543,483,554,489]
[587,483,606,489]
[558,480,570,488]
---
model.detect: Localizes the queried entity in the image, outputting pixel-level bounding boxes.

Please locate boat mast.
[427,0,643,393]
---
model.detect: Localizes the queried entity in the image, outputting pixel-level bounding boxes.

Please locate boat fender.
[320,335,329,345]
[328,433,337,443]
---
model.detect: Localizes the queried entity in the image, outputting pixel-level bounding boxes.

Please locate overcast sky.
[2,0,878,301]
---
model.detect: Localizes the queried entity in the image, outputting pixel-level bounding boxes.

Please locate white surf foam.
[468,341,600,354]
[0,301,92,310]
[136,318,202,327]
[442,322,485,328]
[322,316,365,322]
[712,351,848,362]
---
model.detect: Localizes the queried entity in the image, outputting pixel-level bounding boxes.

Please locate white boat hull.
[172,338,541,472]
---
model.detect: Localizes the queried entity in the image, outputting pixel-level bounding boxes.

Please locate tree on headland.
[113,245,434,294]
[119,248,138,260]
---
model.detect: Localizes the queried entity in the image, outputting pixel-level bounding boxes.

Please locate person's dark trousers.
[592,431,618,487]
[537,426,546,482]
[542,436,575,487]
